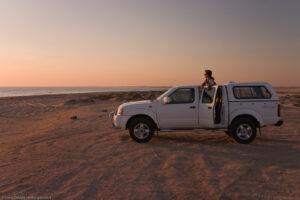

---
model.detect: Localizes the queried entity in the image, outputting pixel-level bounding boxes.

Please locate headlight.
[117,107,123,115]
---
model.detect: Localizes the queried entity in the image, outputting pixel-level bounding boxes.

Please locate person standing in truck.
[202,69,216,88]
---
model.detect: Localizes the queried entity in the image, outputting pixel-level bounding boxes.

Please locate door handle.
[208,106,212,109]
[190,106,196,109]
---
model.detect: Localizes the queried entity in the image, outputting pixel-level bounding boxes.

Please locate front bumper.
[109,112,130,129]
[109,112,118,128]
[275,120,284,126]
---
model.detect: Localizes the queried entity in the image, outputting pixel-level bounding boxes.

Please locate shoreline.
[0,86,169,99]
[0,89,168,100]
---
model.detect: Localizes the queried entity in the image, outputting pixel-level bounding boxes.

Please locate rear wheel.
[129,118,155,143]
[230,118,257,144]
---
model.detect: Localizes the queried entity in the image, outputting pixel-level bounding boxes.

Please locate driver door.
[157,87,198,129]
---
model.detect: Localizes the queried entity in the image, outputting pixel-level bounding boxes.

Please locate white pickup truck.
[110,82,283,144]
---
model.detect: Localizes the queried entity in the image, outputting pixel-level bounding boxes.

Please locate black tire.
[129,118,155,143]
[230,118,257,144]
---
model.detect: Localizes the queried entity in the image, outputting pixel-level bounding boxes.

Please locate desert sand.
[0,88,299,200]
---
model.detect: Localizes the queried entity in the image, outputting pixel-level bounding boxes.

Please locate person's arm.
[208,79,213,85]
[206,78,216,90]
[208,79,216,86]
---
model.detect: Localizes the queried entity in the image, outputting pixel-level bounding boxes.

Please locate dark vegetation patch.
[70,116,78,120]
[88,94,114,101]
[65,90,167,105]
[65,98,95,105]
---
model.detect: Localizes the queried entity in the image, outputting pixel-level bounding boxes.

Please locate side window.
[234,87,258,98]
[202,88,216,104]
[233,86,272,99]
[168,88,195,104]
[260,86,272,98]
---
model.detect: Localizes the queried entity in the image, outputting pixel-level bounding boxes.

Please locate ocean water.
[0,87,169,98]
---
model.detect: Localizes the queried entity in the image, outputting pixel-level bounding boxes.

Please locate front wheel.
[129,118,155,143]
[230,118,257,144]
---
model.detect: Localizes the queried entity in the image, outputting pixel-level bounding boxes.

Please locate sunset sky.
[0,0,299,87]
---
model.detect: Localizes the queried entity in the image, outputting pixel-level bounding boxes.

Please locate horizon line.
[0,85,300,88]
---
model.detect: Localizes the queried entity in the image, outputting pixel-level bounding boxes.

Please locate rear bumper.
[275,120,283,126]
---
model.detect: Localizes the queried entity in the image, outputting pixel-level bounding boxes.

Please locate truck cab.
[156,85,225,129]
[110,82,283,144]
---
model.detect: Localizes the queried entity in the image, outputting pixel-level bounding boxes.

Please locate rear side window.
[260,87,272,98]
[168,88,195,104]
[233,86,271,99]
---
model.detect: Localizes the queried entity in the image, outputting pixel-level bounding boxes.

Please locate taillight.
[277,104,281,117]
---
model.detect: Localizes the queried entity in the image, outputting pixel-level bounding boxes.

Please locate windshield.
[156,88,172,100]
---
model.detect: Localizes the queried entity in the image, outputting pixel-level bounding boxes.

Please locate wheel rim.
[236,123,253,140]
[133,123,150,139]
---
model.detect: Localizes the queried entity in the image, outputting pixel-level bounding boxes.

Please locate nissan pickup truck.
[109,82,283,144]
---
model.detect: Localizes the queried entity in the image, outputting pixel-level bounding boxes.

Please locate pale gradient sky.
[0,0,299,86]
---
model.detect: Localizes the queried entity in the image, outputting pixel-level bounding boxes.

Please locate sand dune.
[0,89,299,200]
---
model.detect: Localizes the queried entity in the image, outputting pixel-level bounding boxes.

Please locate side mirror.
[163,97,171,104]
